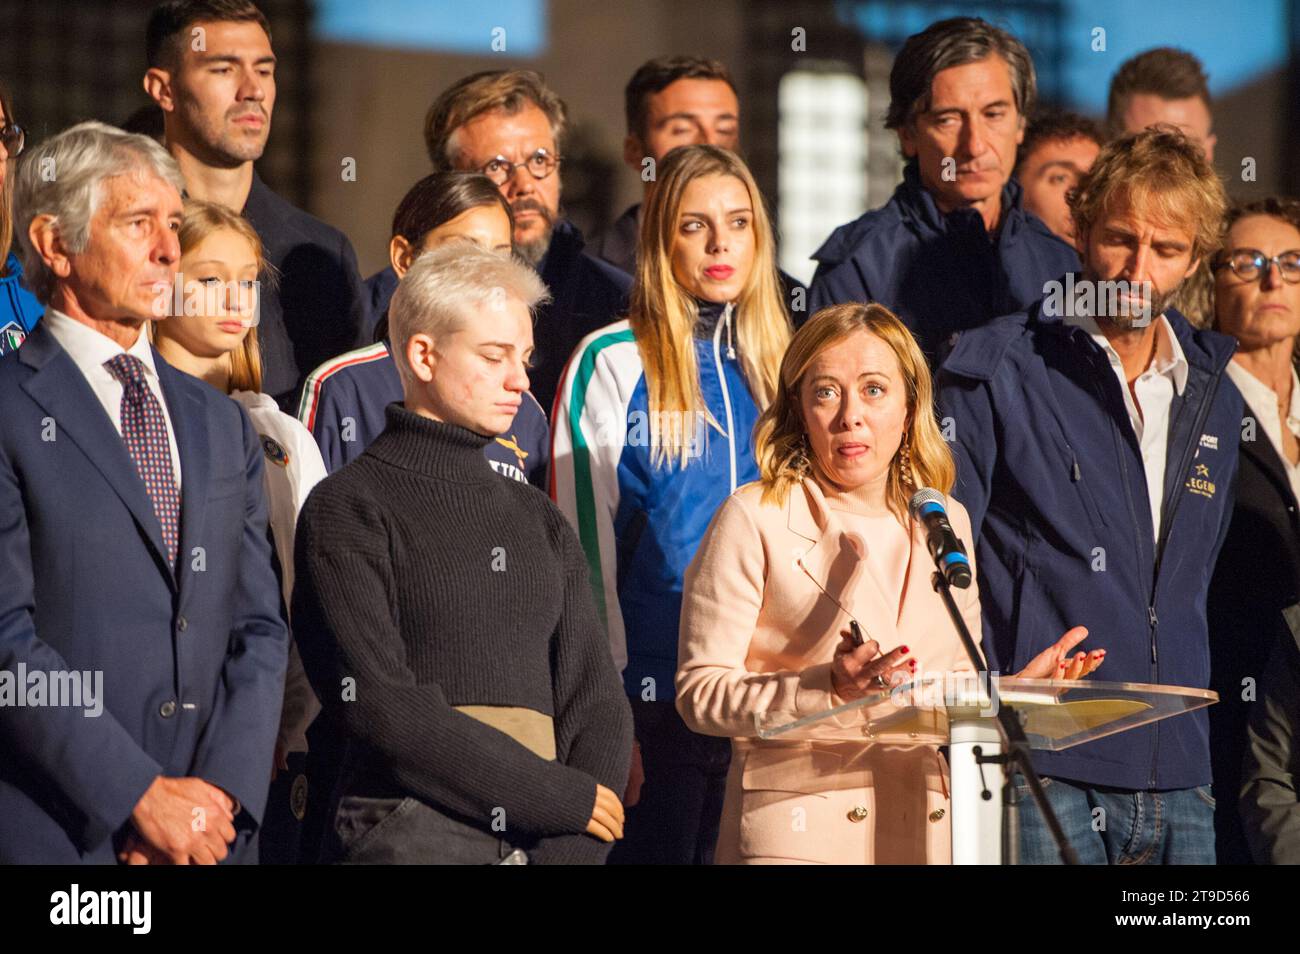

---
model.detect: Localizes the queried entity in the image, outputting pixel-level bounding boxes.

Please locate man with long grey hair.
[293,243,633,864]
[809,16,1080,364]
[0,120,287,864]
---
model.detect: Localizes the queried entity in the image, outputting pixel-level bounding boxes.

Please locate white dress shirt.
[1226,360,1300,506]
[1068,311,1188,541]
[43,309,183,490]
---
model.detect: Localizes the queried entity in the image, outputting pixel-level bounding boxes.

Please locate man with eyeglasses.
[142,0,368,411]
[365,70,630,415]
[0,88,40,355]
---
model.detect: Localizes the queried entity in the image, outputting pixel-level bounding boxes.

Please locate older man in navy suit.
[0,121,287,864]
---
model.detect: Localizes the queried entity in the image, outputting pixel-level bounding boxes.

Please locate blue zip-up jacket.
[936,293,1242,790]
[809,163,1080,363]
[550,301,762,698]
[0,253,43,355]
[297,336,550,487]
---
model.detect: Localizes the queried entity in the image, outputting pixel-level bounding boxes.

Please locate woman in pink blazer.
[677,303,1104,864]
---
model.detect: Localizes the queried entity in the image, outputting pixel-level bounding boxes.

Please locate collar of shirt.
[1226,360,1300,440]
[43,308,161,382]
[1065,307,1189,396]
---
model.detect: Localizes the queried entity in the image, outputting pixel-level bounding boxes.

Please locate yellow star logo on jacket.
[495,434,529,467]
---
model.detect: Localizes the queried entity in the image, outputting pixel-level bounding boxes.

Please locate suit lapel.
[19,325,175,587]
[156,354,210,607]
[1240,395,1298,507]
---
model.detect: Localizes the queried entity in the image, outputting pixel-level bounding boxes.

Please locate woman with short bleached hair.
[293,243,633,864]
[678,303,1102,864]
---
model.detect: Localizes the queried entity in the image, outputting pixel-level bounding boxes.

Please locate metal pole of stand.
[932,570,1078,866]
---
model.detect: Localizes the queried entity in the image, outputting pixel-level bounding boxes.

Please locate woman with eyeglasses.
[0,85,40,355]
[1206,198,1300,864]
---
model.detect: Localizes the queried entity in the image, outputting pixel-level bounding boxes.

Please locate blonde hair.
[754,303,955,517]
[173,198,269,394]
[1070,126,1227,262]
[390,242,550,386]
[630,144,791,468]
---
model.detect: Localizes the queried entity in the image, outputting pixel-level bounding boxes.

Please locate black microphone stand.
[931,568,1079,865]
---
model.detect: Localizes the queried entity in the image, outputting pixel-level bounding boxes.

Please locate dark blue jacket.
[242,173,368,411]
[0,323,288,861]
[809,163,1080,362]
[936,295,1242,791]
[297,337,550,487]
[364,219,631,417]
[0,253,42,355]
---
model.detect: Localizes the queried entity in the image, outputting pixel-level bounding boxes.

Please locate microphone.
[908,488,972,589]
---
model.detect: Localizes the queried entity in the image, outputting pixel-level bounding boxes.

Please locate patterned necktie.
[104,353,180,565]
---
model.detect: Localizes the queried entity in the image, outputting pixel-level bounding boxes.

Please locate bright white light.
[778,70,869,286]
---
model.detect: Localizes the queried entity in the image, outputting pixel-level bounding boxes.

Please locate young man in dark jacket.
[143,1,368,412]
[809,17,1079,364]
[937,128,1239,864]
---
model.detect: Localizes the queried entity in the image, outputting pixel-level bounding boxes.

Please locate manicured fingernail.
[899,646,909,654]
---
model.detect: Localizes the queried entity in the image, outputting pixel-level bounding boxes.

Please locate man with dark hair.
[938,128,1238,864]
[1107,47,1215,161]
[142,0,367,411]
[596,55,806,323]
[366,70,629,415]
[1014,108,1103,246]
[809,17,1079,363]
[593,56,739,276]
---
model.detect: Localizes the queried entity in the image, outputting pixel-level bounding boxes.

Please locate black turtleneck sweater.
[292,403,633,863]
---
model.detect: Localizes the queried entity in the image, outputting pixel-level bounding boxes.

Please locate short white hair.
[390,243,550,384]
[13,120,185,303]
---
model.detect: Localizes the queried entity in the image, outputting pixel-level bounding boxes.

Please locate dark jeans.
[608,699,730,865]
[1013,773,1217,864]
[327,795,522,864]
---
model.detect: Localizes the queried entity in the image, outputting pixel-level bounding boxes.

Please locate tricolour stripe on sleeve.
[550,323,637,632]
[296,342,390,433]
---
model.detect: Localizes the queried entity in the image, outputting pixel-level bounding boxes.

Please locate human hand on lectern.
[830,630,917,701]
[1014,626,1106,680]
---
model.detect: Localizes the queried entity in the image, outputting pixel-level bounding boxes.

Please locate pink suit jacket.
[677,476,985,864]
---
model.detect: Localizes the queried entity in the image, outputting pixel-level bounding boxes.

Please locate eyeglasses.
[1213,247,1300,284]
[476,148,560,186]
[0,123,24,159]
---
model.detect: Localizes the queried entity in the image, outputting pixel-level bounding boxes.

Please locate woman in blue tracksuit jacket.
[550,145,793,864]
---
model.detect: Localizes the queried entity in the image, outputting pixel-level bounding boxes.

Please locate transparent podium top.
[754,674,1217,752]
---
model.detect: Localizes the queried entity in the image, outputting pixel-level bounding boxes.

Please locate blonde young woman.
[677,303,1103,865]
[151,200,327,863]
[550,144,793,864]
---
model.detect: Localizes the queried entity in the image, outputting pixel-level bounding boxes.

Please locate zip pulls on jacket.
[712,301,739,492]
